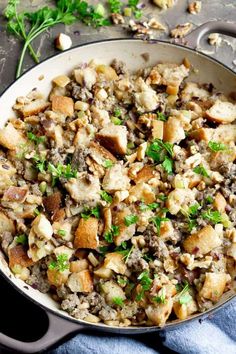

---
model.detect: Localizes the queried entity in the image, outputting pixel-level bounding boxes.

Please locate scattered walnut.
[208,33,222,46]
[188,1,202,14]
[148,18,166,31]
[170,23,193,38]
[111,13,125,25]
[153,0,175,10]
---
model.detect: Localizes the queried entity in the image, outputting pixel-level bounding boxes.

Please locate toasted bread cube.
[0,211,15,234]
[67,269,93,293]
[112,208,136,246]
[94,266,113,279]
[104,252,127,274]
[19,99,49,117]
[199,272,229,301]
[47,268,69,287]
[74,217,99,249]
[52,96,74,117]
[103,207,112,234]
[100,280,126,305]
[89,141,117,164]
[65,174,101,203]
[52,75,70,88]
[190,124,236,143]
[9,245,34,269]
[32,214,53,240]
[152,120,164,139]
[96,65,118,81]
[96,123,127,155]
[173,298,198,320]
[145,298,173,327]
[102,164,130,193]
[206,100,236,124]
[183,225,222,256]
[127,182,156,204]
[164,117,185,144]
[2,186,28,203]
[134,165,156,184]
[70,259,89,273]
[213,192,227,213]
[0,123,26,150]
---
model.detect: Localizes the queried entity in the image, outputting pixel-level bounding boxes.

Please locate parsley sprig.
[27,132,46,145]
[104,225,120,243]
[49,253,69,272]
[81,206,101,220]
[15,234,27,245]
[176,281,192,305]
[5,0,77,78]
[193,165,210,178]
[124,214,138,226]
[202,209,222,224]
[208,141,227,152]
[150,215,169,235]
[48,162,78,186]
[136,271,152,301]
[146,139,174,174]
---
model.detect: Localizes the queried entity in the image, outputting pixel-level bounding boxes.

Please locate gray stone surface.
[0,0,235,95]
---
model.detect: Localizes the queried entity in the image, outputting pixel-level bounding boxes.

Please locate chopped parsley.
[57,229,66,237]
[139,202,159,211]
[188,203,201,218]
[111,116,122,125]
[81,206,101,220]
[104,225,120,243]
[117,277,128,286]
[48,162,78,186]
[27,132,46,145]
[208,141,227,152]
[112,297,124,306]
[193,165,210,178]
[48,253,69,272]
[108,0,122,14]
[146,139,174,174]
[124,214,138,226]
[205,196,213,204]
[156,112,167,121]
[15,234,27,245]
[32,155,46,173]
[98,246,109,255]
[150,215,169,235]
[103,159,114,168]
[142,254,154,262]
[202,209,222,224]
[100,190,113,203]
[153,288,166,304]
[34,208,40,216]
[157,194,167,202]
[136,271,152,301]
[176,282,192,305]
[113,107,122,117]
[116,244,134,262]
[128,0,142,19]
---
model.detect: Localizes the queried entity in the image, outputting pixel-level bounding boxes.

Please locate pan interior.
[0,39,235,330]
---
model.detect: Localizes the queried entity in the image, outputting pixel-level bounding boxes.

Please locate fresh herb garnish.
[146,139,174,174]
[117,277,128,286]
[202,209,222,224]
[139,202,159,211]
[100,190,113,203]
[142,254,154,262]
[4,0,77,78]
[57,229,66,237]
[104,225,120,243]
[48,253,69,272]
[124,214,138,226]
[205,196,213,204]
[176,282,192,305]
[103,159,114,168]
[157,194,167,202]
[156,112,167,122]
[128,0,142,19]
[116,244,134,262]
[153,288,166,304]
[34,208,41,216]
[193,165,210,178]
[77,1,110,27]
[27,132,45,145]
[112,297,124,306]
[48,162,77,186]
[113,107,122,117]
[136,270,152,301]
[150,215,169,235]
[99,246,109,255]
[111,116,123,125]
[15,234,27,245]
[108,0,123,14]
[188,203,200,218]
[208,141,227,152]
[32,155,46,173]
[81,206,101,220]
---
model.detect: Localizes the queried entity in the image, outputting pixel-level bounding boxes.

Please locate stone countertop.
[0,0,235,95]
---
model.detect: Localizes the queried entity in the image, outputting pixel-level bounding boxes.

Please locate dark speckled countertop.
[0,0,235,95]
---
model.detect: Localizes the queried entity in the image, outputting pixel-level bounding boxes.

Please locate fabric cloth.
[50,298,236,354]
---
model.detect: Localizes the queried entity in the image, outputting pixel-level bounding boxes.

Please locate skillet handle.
[0,311,81,353]
[186,21,236,48]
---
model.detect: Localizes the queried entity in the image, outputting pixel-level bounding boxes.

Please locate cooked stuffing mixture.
[0,58,236,327]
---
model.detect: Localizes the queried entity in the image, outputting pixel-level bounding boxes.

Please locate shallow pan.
[0,20,236,353]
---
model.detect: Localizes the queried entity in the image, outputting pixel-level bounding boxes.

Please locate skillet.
[0,20,236,353]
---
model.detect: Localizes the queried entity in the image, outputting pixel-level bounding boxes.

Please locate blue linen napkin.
[50,297,236,354]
